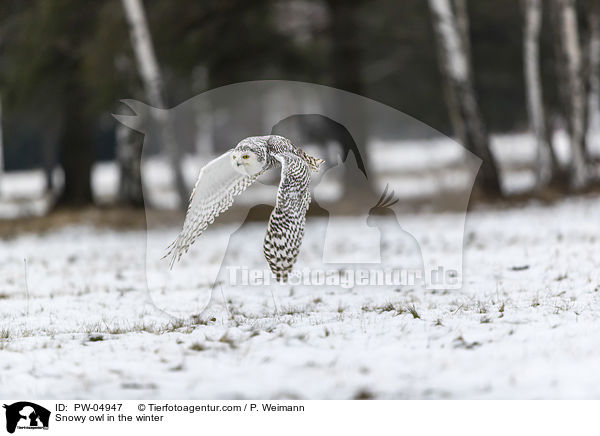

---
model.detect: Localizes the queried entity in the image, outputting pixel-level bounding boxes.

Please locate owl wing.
[164,150,261,267]
[263,152,312,281]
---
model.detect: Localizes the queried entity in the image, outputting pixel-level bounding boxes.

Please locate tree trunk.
[192,65,213,158]
[41,111,62,196]
[121,0,187,207]
[326,0,374,202]
[57,82,93,206]
[0,95,4,195]
[328,0,363,96]
[523,0,554,189]
[116,121,144,207]
[585,1,600,158]
[428,0,502,196]
[552,0,588,189]
[454,0,471,68]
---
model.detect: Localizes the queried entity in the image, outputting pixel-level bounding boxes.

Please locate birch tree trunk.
[192,65,213,159]
[42,115,61,196]
[59,81,94,206]
[454,0,471,69]
[326,0,375,202]
[121,0,188,207]
[586,1,600,155]
[523,0,554,188]
[0,95,4,195]
[428,0,502,196]
[116,122,144,206]
[553,0,588,189]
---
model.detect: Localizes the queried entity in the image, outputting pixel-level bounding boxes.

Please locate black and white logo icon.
[3,402,50,434]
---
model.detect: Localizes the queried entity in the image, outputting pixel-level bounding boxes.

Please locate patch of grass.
[20,329,36,337]
[553,300,573,314]
[0,293,10,300]
[191,314,216,325]
[218,333,237,349]
[353,389,375,400]
[88,334,104,342]
[295,333,308,342]
[379,302,396,313]
[163,318,187,332]
[453,336,481,350]
[121,382,158,390]
[0,328,10,339]
[280,305,309,316]
[189,342,207,352]
[406,304,421,319]
[85,318,192,336]
[361,302,405,316]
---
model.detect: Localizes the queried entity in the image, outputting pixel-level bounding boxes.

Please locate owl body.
[166,135,324,281]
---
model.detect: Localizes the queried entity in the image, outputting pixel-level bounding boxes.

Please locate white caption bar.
[0,400,598,436]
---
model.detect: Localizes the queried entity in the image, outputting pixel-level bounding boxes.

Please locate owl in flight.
[165,135,324,281]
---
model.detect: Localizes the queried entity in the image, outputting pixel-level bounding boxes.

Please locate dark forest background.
[0,0,553,170]
[1,0,598,209]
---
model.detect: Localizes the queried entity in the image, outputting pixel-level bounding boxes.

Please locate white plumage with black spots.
[165,135,324,281]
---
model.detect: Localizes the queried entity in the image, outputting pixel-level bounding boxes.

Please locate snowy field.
[1,190,600,399]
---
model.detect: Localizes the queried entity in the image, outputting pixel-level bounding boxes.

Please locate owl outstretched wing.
[164,151,261,267]
[263,152,312,281]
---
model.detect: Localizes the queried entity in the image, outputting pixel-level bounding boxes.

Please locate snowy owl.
[165,135,324,281]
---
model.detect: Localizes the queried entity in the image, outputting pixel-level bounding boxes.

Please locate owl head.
[231,137,268,176]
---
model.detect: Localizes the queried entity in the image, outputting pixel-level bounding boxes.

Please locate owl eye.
[232,155,236,159]
[243,155,250,159]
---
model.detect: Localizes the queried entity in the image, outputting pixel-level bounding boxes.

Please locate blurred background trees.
[0,0,599,210]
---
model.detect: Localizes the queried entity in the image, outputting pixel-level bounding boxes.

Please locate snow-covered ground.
[1,131,600,399]
[1,191,600,399]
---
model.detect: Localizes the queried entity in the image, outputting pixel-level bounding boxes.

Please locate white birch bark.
[429,0,469,83]
[454,0,471,68]
[121,0,163,109]
[523,0,553,188]
[586,4,600,142]
[554,0,587,188]
[121,0,188,206]
[428,0,501,194]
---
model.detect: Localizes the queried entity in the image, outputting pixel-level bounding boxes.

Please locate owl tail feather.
[305,154,325,172]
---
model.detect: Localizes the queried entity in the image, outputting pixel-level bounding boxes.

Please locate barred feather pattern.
[165,135,324,276]
[263,152,312,281]
[263,135,325,171]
